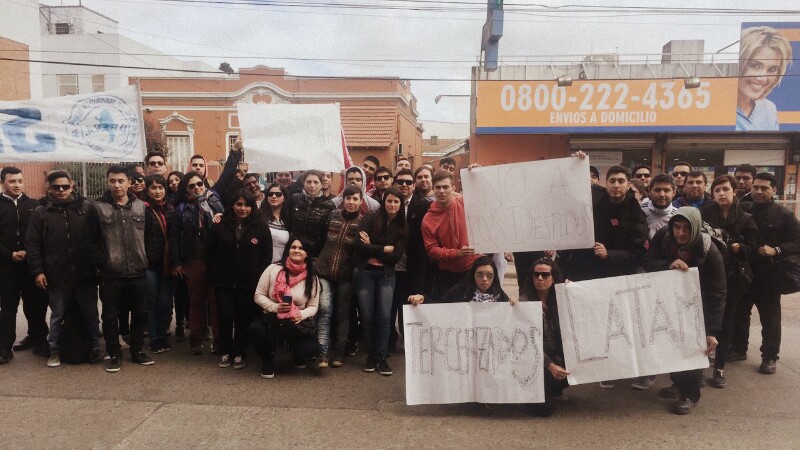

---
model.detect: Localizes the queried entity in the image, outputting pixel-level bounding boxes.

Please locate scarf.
[471,290,501,303]
[274,259,308,318]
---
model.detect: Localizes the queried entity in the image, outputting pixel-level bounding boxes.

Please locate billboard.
[476,22,800,134]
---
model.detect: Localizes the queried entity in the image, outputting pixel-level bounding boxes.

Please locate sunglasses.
[148,161,165,167]
[132,177,145,184]
[672,171,689,177]
[267,191,283,198]
[375,175,392,182]
[189,181,204,189]
[533,271,552,279]
[634,173,650,178]
[50,184,71,191]
[475,272,495,280]
[396,179,414,186]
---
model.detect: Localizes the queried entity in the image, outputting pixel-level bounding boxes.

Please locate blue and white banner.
[0,85,146,163]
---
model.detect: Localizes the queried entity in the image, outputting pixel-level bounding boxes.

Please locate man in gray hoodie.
[332,166,380,213]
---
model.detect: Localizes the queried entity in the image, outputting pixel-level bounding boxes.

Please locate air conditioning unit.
[397,143,404,155]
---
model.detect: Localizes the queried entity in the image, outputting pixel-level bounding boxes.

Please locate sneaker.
[598,381,615,389]
[671,397,697,415]
[331,355,344,368]
[47,351,61,368]
[363,357,377,373]
[160,341,172,353]
[759,358,777,375]
[106,356,121,373]
[727,350,747,362]
[119,336,129,350]
[150,343,166,354]
[131,352,155,366]
[317,354,329,369]
[89,348,105,364]
[377,359,393,376]
[261,361,275,379]
[32,342,51,357]
[12,336,36,351]
[709,369,726,388]
[346,341,359,356]
[219,354,232,368]
[191,343,204,356]
[233,356,246,370]
[293,355,307,369]
[658,384,680,399]
[631,376,655,390]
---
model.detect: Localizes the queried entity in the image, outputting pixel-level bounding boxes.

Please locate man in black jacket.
[0,167,49,364]
[643,206,726,415]
[85,166,156,373]
[731,172,800,374]
[26,171,103,367]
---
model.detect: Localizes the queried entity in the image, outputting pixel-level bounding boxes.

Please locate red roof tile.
[340,106,396,147]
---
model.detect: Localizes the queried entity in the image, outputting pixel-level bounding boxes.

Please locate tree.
[145,118,169,157]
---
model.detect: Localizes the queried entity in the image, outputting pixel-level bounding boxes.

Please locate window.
[166,134,192,172]
[92,75,105,93]
[55,23,70,34]
[57,75,78,96]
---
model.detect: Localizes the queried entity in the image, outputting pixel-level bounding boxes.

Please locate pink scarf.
[274,259,308,318]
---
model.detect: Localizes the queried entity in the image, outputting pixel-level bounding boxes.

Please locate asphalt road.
[1,274,799,449]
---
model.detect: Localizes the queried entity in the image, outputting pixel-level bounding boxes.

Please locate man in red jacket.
[422,170,478,299]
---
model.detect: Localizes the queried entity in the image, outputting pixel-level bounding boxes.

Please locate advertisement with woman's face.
[737,24,796,131]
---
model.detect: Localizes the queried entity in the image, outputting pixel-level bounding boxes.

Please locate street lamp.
[435,94,471,104]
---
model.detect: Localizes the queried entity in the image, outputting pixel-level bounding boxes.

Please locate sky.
[36,0,800,124]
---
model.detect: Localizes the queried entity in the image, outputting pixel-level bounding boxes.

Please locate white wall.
[0,0,43,97]
[420,120,470,139]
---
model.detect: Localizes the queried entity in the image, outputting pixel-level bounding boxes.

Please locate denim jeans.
[316,278,334,356]
[354,268,395,361]
[146,270,176,343]
[47,279,101,352]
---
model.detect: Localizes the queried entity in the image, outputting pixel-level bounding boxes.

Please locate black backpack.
[59,299,92,364]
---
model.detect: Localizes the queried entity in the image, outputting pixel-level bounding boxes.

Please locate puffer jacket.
[353,210,407,276]
[84,191,150,279]
[289,191,335,257]
[316,209,362,282]
[25,193,95,289]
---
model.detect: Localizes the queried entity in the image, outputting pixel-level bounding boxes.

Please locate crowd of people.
[0,143,797,417]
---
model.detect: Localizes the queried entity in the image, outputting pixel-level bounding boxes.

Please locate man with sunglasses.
[671,162,693,197]
[0,167,50,364]
[26,171,103,367]
[145,151,168,177]
[370,166,394,202]
[733,163,757,202]
[388,169,415,352]
[631,165,652,191]
[129,166,146,200]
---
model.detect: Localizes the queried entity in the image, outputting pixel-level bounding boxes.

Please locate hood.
[187,155,207,180]
[345,166,369,198]
[668,206,702,248]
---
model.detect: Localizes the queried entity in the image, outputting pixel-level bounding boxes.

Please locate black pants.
[670,369,702,403]
[249,316,316,365]
[732,279,782,359]
[215,287,257,358]
[100,276,148,358]
[715,276,748,370]
[389,271,411,350]
[0,265,49,352]
[331,280,354,356]
[435,269,468,301]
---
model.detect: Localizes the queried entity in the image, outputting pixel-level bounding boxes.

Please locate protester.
[189,155,212,187]
[407,166,436,297]
[734,164,757,201]
[209,139,244,205]
[333,166,380,213]
[407,256,509,304]
[320,172,334,199]
[671,162,692,196]
[643,207,726,414]
[370,166,394,202]
[315,185,364,368]
[630,178,646,202]
[388,168,414,352]
[249,238,321,378]
[0,167,49,364]
[242,173,265,211]
[167,171,184,207]
[288,170,335,257]
[641,174,678,239]
[129,169,146,201]
[84,165,156,372]
[173,171,225,355]
[589,165,601,185]
[26,171,101,367]
[143,175,178,354]
[206,189,272,370]
[439,157,456,174]
[353,187,407,376]
[700,175,758,388]
[362,155,380,198]
[264,182,291,263]
[395,157,412,172]
[732,172,800,375]
[672,171,711,208]
[145,151,168,177]
[631,165,652,189]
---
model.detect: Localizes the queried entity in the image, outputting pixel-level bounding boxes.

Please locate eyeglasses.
[49,184,71,191]
[267,191,283,198]
[475,272,495,280]
[375,175,392,182]
[396,179,414,186]
[533,271,552,279]
[147,161,165,167]
[189,181,204,189]
[132,177,145,184]
[634,172,650,178]
[672,171,689,177]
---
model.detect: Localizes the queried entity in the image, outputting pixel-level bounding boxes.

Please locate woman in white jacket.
[249,237,321,378]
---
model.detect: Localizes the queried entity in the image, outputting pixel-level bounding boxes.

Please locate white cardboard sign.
[460,157,594,254]
[236,102,346,173]
[555,268,709,385]
[403,302,545,405]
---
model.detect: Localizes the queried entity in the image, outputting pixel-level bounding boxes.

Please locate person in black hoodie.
[643,206,726,415]
[143,175,179,354]
[26,171,102,367]
[206,189,273,370]
[0,166,49,364]
[288,170,335,258]
[407,256,510,304]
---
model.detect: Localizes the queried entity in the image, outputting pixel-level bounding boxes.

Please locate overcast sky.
[42,0,799,124]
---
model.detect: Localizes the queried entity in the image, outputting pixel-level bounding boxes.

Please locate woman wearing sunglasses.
[264,182,291,263]
[407,255,509,305]
[174,172,224,355]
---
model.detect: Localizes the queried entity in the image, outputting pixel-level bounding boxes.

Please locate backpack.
[700,221,730,261]
[59,299,92,364]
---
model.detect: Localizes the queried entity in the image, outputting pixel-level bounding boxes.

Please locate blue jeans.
[354,268,395,361]
[47,279,101,352]
[316,278,334,356]
[146,270,176,343]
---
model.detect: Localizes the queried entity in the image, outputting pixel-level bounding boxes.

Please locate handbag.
[774,254,800,295]
[277,316,317,340]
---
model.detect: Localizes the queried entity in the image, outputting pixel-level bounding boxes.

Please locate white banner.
[237,103,346,173]
[460,157,594,254]
[0,85,145,162]
[555,269,709,385]
[403,302,544,405]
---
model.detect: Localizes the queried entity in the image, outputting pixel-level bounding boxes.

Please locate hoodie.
[421,196,478,273]
[332,166,380,213]
[641,198,677,239]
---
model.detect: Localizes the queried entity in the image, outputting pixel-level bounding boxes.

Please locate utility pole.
[481,0,504,71]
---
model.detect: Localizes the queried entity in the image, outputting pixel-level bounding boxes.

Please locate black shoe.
[106,356,121,373]
[759,358,777,375]
[377,359,393,376]
[671,397,697,415]
[658,384,680,399]
[0,349,12,364]
[32,342,51,357]
[727,350,747,362]
[346,341,359,356]
[709,369,726,388]
[89,348,105,364]
[363,357,377,373]
[12,336,36,352]
[261,361,275,379]
[174,328,186,342]
[292,354,307,369]
[131,352,155,366]
[526,403,555,417]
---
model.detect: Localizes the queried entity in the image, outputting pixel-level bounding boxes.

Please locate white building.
[1,0,43,98]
